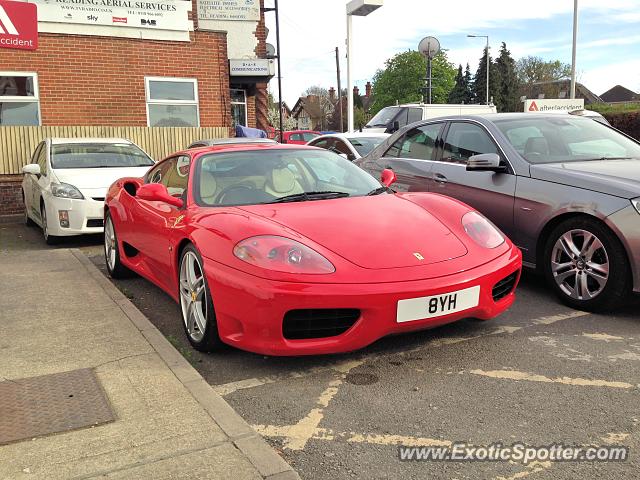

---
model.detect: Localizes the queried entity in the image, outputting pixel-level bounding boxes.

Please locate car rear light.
[462,211,504,249]
[233,235,335,274]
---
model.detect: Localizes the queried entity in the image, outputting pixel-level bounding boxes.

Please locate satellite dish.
[418,36,440,59]
[266,43,276,58]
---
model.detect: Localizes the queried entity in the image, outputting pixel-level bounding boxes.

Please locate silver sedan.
[356,113,640,311]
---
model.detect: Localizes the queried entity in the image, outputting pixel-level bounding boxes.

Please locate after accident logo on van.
[0,0,38,51]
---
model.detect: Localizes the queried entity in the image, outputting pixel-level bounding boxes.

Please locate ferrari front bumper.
[205,246,522,356]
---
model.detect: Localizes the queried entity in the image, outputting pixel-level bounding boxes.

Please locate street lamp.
[468,34,489,104]
[346,0,382,133]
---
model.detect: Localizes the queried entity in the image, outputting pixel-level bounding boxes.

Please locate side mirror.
[466,153,507,173]
[22,164,41,176]
[391,120,400,133]
[380,168,397,187]
[137,183,184,208]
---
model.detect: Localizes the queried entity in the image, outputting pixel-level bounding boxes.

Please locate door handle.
[433,173,448,184]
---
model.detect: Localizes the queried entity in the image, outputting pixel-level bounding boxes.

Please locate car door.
[431,121,516,238]
[24,142,44,218]
[130,155,190,290]
[371,122,444,192]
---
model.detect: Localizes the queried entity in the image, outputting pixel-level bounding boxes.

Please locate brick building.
[0,0,273,215]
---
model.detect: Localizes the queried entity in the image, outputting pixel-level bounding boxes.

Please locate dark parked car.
[356,113,640,311]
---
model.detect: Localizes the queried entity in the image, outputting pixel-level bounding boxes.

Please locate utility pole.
[274,0,283,137]
[335,47,343,132]
[570,0,578,99]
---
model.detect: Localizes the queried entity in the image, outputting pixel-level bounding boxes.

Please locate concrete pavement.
[0,246,299,480]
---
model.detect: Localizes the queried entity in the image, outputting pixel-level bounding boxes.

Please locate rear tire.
[41,202,60,245]
[178,244,223,352]
[104,211,131,279]
[543,217,631,311]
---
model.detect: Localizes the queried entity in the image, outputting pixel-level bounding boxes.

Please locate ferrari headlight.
[462,211,505,249]
[51,182,84,200]
[233,235,335,274]
[631,197,640,215]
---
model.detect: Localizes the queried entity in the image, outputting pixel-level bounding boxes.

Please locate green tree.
[370,50,456,114]
[516,56,572,84]
[473,47,501,107]
[464,63,474,103]
[495,42,519,112]
[448,64,474,104]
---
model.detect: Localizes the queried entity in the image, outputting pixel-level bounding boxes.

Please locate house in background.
[520,79,603,105]
[600,85,639,103]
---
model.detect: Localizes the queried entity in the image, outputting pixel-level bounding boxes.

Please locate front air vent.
[492,271,519,302]
[283,309,360,340]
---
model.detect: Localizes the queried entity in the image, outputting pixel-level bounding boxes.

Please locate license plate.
[396,286,480,323]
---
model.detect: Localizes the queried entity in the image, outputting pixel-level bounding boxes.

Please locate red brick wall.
[0,29,231,127]
[0,176,22,216]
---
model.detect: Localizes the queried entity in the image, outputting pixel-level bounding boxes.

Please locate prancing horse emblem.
[413,252,425,261]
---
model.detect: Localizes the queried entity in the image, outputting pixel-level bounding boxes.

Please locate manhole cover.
[345,372,379,385]
[0,368,114,446]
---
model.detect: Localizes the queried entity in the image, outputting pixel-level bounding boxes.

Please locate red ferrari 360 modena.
[104,144,521,356]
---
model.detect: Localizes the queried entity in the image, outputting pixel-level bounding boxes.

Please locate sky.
[264,0,640,107]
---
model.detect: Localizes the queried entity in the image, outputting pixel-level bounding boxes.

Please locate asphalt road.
[4,220,640,480]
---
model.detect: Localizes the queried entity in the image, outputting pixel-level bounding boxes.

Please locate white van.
[363,103,497,133]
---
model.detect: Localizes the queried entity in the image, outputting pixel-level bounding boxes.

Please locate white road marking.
[601,432,630,444]
[469,369,635,389]
[582,333,624,342]
[532,311,590,325]
[494,461,552,480]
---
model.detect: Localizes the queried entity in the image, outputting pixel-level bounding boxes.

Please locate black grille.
[86,219,104,228]
[492,271,519,302]
[283,309,360,340]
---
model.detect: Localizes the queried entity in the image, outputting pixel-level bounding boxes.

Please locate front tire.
[104,211,131,278]
[178,245,222,352]
[41,202,60,245]
[23,191,34,226]
[543,217,631,311]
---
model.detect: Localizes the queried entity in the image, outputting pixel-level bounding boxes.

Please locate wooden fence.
[0,126,228,175]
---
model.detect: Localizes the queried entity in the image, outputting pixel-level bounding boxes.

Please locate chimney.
[353,86,359,97]
[329,87,336,102]
[365,81,372,97]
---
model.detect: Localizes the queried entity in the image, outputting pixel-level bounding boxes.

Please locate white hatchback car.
[22,138,155,244]
[306,132,390,161]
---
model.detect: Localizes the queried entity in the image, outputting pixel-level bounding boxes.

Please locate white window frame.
[230,88,248,127]
[0,71,41,126]
[144,76,200,127]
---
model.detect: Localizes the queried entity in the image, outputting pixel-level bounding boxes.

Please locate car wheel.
[178,244,223,352]
[41,202,60,245]
[104,211,131,279]
[543,217,631,311]
[23,192,34,226]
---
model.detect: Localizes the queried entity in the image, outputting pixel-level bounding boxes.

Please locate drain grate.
[0,368,114,446]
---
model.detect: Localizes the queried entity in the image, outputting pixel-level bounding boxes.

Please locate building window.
[231,89,247,127]
[0,72,40,126]
[145,77,199,127]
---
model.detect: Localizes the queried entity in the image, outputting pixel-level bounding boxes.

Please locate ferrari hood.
[52,167,151,191]
[238,195,468,269]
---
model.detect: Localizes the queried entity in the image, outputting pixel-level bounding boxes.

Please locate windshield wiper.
[367,186,392,196]
[268,191,350,204]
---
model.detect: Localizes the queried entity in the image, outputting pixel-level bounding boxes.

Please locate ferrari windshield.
[51,143,154,169]
[196,148,381,206]
[494,116,640,164]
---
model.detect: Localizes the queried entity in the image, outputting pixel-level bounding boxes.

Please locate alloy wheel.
[550,229,609,301]
[179,251,208,342]
[104,216,116,272]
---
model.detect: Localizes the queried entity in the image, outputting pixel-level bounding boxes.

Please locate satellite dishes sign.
[418,36,440,59]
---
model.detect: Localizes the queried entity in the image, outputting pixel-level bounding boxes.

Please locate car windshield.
[347,136,387,156]
[196,148,381,206]
[51,143,154,169]
[494,117,640,164]
[365,107,401,127]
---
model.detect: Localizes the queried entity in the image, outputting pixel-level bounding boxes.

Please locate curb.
[70,249,300,480]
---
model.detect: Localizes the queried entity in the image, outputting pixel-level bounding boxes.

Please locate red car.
[104,144,521,356]
[275,130,321,145]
